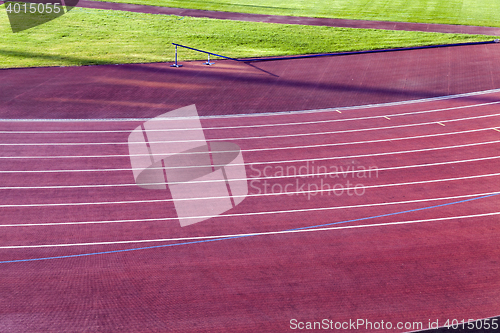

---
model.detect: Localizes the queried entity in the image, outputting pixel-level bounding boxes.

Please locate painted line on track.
[1,130,499,161]
[1,88,499,122]
[1,154,499,190]
[3,211,500,249]
[1,100,499,134]
[0,139,497,173]
[1,112,499,146]
[1,190,498,228]
[1,192,498,263]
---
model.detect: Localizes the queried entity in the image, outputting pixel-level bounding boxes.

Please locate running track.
[3,0,500,35]
[1,43,500,332]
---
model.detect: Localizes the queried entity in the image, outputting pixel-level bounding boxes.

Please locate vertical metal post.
[170,45,183,68]
[205,53,214,66]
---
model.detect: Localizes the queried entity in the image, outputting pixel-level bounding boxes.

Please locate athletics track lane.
[71,0,500,36]
[2,43,500,119]
[1,0,500,36]
[1,41,500,332]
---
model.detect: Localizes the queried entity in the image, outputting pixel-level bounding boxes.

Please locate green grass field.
[0,6,496,69]
[93,0,500,27]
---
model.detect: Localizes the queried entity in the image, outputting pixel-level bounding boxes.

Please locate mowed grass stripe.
[90,0,500,28]
[0,7,495,68]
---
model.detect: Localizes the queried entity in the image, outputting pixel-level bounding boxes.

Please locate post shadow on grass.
[4,0,79,33]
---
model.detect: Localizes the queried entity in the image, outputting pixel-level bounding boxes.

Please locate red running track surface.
[1,43,500,332]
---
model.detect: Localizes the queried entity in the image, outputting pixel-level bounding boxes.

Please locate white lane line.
[1,127,499,160]
[2,211,499,249]
[1,87,499,122]
[1,100,499,134]
[0,139,499,180]
[1,112,499,146]
[1,191,498,228]
[1,155,499,190]
[1,172,499,208]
